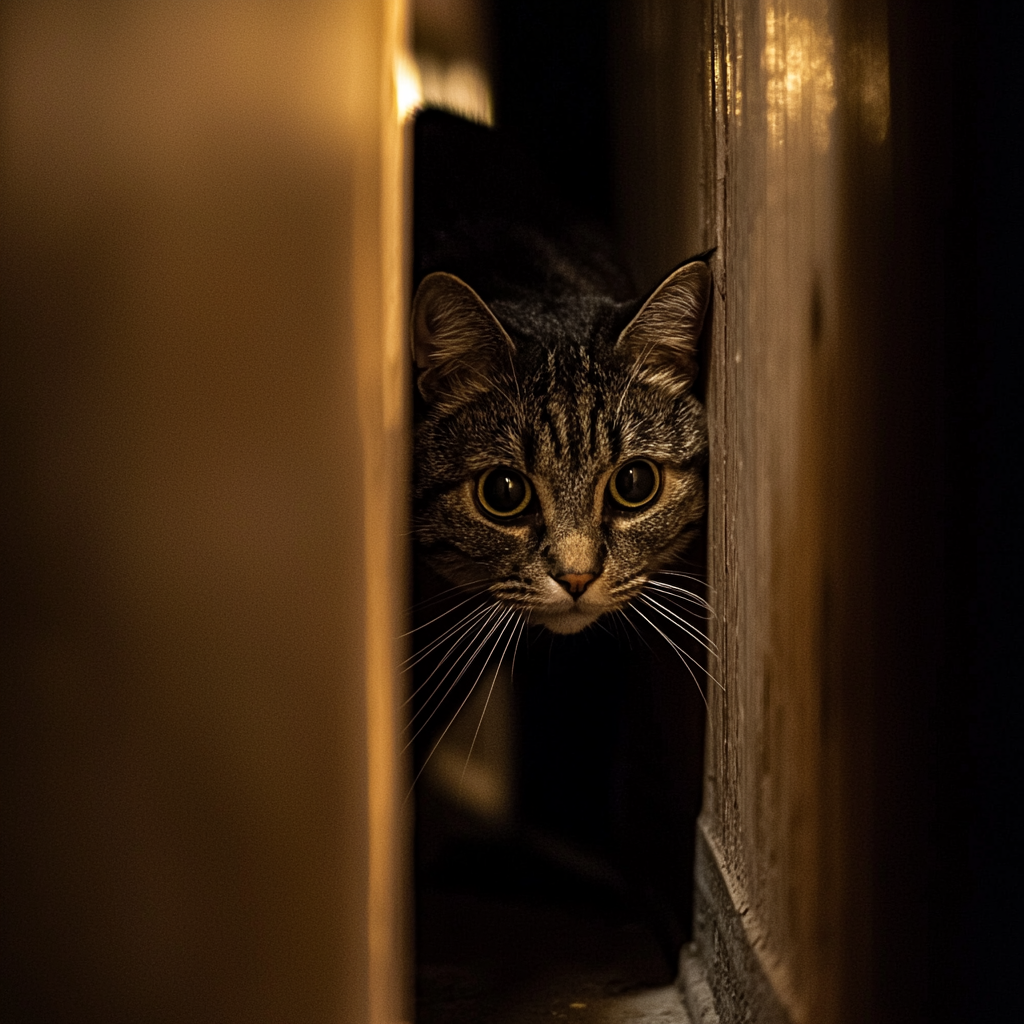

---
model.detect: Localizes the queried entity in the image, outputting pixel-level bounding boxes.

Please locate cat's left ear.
[615,260,711,396]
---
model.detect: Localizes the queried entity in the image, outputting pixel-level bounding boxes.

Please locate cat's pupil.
[491,473,521,508]
[479,467,530,517]
[612,460,659,507]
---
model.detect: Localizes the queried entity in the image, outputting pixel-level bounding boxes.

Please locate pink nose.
[556,572,597,596]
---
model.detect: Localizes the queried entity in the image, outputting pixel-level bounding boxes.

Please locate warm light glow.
[733,10,745,127]
[395,50,423,122]
[764,7,836,151]
[416,54,493,125]
[395,50,493,126]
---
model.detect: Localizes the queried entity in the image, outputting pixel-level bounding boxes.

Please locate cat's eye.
[608,459,661,510]
[477,467,533,519]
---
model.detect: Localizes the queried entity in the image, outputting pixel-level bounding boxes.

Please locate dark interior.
[1,3,1019,1020]
[410,3,709,1020]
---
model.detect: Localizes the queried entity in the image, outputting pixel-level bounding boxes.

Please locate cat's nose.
[555,572,597,597]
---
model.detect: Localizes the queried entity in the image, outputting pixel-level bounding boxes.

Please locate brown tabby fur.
[412,110,710,635]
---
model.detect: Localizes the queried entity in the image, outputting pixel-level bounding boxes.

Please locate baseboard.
[676,820,796,1024]
[677,941,721,1024]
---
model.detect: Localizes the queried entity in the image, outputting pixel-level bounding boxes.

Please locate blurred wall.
[1,3,411,1021]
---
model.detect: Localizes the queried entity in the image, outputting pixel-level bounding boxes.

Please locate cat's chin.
[533,608,605,635]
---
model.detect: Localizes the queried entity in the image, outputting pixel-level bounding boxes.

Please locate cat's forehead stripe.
[515,341,622,476]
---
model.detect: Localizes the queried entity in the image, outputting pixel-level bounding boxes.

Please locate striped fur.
[411,109,709,635]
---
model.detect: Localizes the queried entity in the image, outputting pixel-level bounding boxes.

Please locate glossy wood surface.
[693,0,943,1020]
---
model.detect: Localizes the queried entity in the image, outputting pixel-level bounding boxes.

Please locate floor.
[416,831,693,1024]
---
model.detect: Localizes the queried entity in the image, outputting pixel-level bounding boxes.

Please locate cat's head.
[411,261,710,634]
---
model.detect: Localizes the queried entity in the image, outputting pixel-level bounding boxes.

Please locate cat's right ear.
[411,272,517,405]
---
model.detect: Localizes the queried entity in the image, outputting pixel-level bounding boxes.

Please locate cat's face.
[412,263,709,634]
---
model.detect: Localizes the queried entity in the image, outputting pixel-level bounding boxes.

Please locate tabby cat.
[412,110,710,638]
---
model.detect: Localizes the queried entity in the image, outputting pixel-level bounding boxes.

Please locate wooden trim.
[682,821,796,1024]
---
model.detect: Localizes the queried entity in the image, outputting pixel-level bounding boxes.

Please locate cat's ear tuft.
[615,260,711,396]
[411,272,517,404]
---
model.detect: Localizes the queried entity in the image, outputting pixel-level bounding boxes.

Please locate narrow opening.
[409,3,710,1019]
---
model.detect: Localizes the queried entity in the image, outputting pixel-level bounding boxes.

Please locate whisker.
[654,569,717,594]
[607,610,626,646]
[639,593,720,657]
[607,582,648,604]
[403,610,496,713]
[405,605,512,743]
[509,610,525,680]
[616,607,653,652]
[402,600,494,675]
[461,613,524,783]
[401,589,487,639]
[404,606,499,719]
[407,581,489,618]
[637,598,724,693]
[626,605,708,708]
[405,603,505,725]
[410,576,486,601]
[645,579,715,615]
[627,603,720,702]
[405,608,518,799]
[645,592,716,626]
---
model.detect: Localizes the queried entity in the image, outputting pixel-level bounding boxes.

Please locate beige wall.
[2,3,410,1021]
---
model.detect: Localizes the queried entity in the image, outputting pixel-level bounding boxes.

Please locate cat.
[411,109,711,638]
[409,110,714,978]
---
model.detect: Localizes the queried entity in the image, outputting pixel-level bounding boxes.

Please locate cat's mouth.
[522,575,627,634]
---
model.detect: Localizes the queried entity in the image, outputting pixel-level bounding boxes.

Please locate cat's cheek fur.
[417,490,515,567]
[650,470,705,554]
